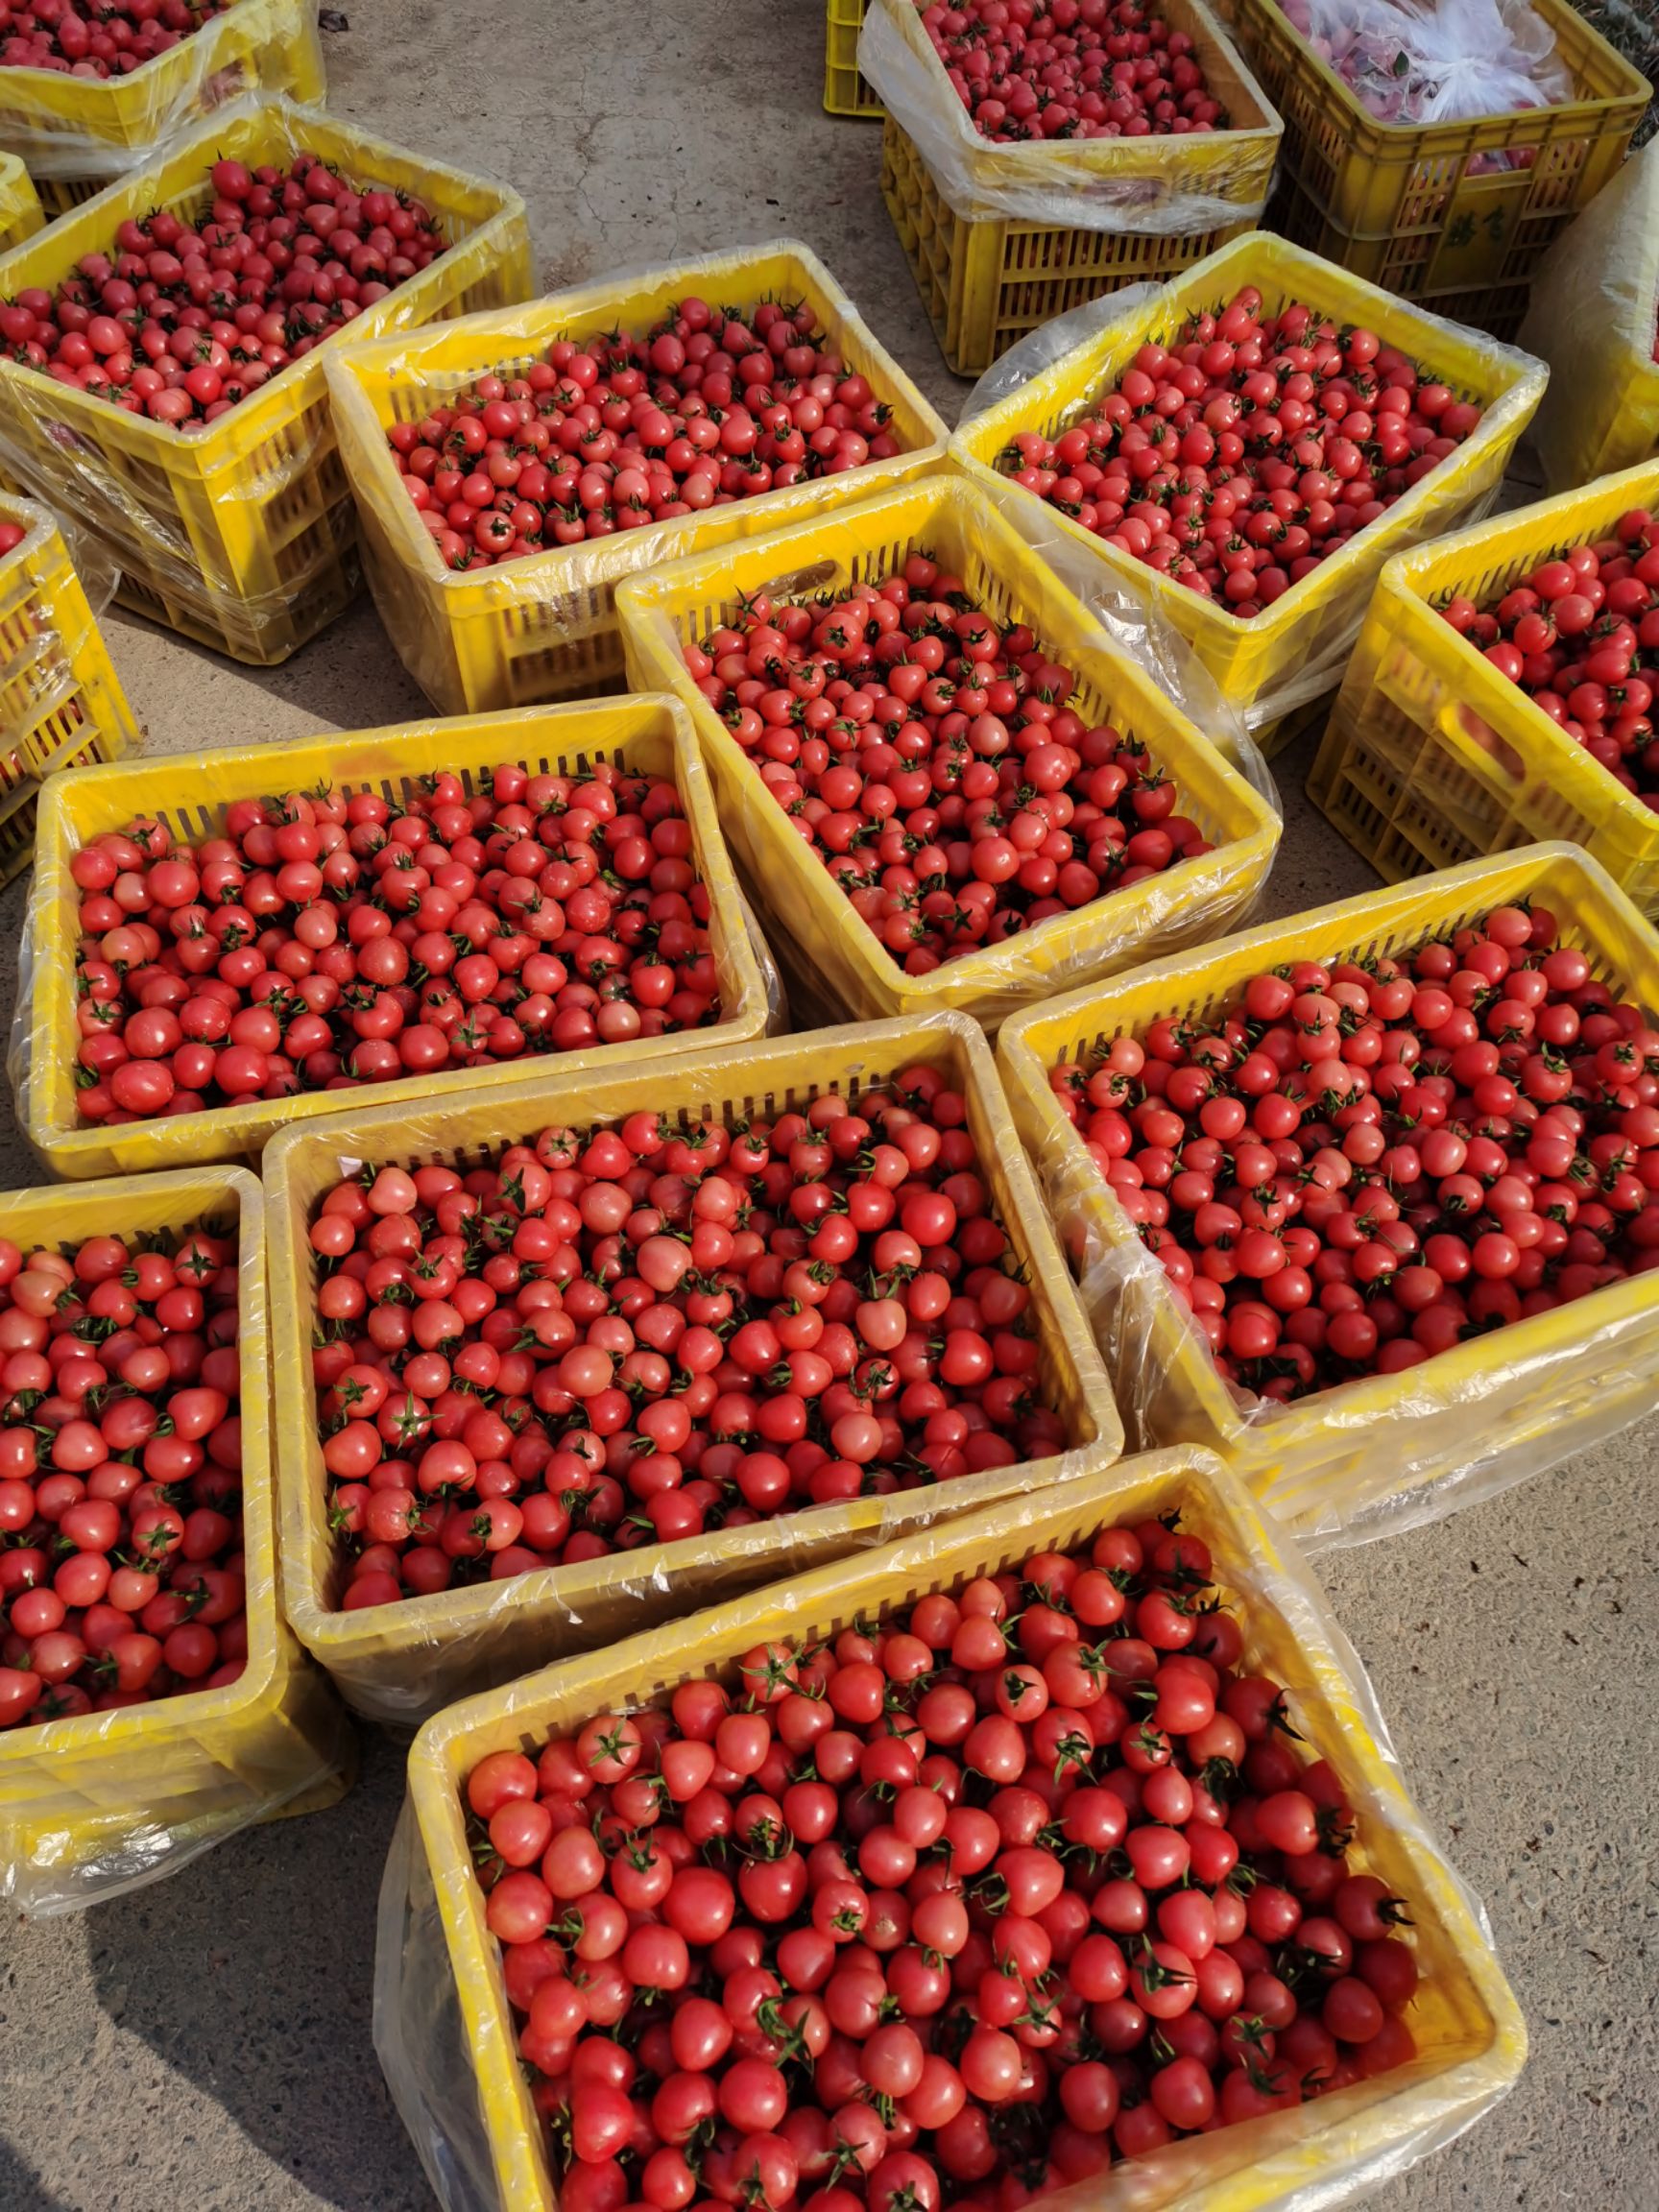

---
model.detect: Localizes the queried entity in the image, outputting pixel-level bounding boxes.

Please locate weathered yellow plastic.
[0,150,42,252]
[21,697,772,1181]
[950,231,1548,734]
[825,0,881,116]
[263,1013,1124,1726]
[876,0,1280,374]
[0,490,138,889]
[1310,460,1659,917]
[406,1447,1527,2212]
[998,844,1659,1540]
[0,0,325,203]
[1235,0,1648,333]
[618,474,1281,1031]
[0,97,533,664]
[0,1165,354,1911]
[325,241,950,714]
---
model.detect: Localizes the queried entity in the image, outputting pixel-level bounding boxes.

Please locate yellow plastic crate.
[325,241,950,715]
[0,1164,353,1911]
[618,475,1282,1031]
[1519,137,1659,492]
[21,696,773,1182]
[872,0,1281,374]
[0,489,138,889]
[401,1446,1525,2212]
[0,97,533,667]
[998,843,1659,1543]
[950,231,1547,737]
[0,0,324,205]
[1309,461,1659,917]
[264,1013,1124,1726]
[825,0,881,116]
[1235,0,1648,333]
[0,150,43,252]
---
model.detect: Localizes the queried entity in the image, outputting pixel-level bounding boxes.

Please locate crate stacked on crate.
[950,230,1546,752]
[1232,0,1649,336]
[325,242,948,713]
[0,492,137,886]
[617,474,1281,1030]
[1310,460,1659,912]
[860,0,1282,373]
[824,0,882,115]
[997,843,1659,1541]
[262,1015,1124,1723]
[0,0,324,210]
[0,98,532,667]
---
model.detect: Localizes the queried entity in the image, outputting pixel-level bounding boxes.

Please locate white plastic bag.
[1279,0,1572,125]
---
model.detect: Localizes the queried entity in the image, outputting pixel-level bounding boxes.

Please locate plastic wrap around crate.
[0,98,533,665]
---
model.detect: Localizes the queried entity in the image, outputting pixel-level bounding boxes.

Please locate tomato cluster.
[998,288,1484,617]
[309,1071,1066,1609]
[0,0,224,74]
[69,761,722,1128]
[685,558,1209,974]
[388,300,903,573]
[922,0,1226,143]
[0,155,448,430]
[1441,506,1659,807]
[469,1518,1419,2209]
[1050,904,1659,1399]
[0,1227,248,1733]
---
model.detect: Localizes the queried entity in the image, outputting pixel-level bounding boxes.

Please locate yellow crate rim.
[618,473,1281,1028]
[1361,457,1659,864]
[998,840,1659,1470]
[23,697,772,1181]
[950,230,1547,704]
[264,1013,1123,1722]
[325,238,950,604]
[408,1446,1526,2212]
[0,96,529,480]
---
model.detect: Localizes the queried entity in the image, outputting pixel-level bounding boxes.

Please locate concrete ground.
[1,3,1656,2205]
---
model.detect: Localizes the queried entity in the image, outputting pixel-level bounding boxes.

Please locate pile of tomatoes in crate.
[0,0,227,75]
[685,556,1209,974]
[921,0,1229,142]
[0,154,449,429]
[1049,902,1659,1398]
[309,1067,1068,1607]
[66,762,722,1127]
[469,1516,1421,2203]
[0,1225,249,1732]
[998,288,1485,617]
[1441,505,1659,807]
[386,300,903,572]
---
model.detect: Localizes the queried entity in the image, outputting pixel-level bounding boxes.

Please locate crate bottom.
[881,117,1250,376]
[115,551,363,668]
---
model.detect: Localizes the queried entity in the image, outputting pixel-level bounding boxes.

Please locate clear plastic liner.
[1519,136,1659,491]
[617,473,1282,1037]
[0,1166,355,1915]
[0,96,532,666]
[324,239,951,716]
[261,1013,1126,1730]
[950,245,1550,734]
[994,840,1659,1550]
[857,0,1283,233]
[1278,0,1571,128]
[0,0,325,180]
[375,1446,1527,2212]
[9,697,774,1182]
